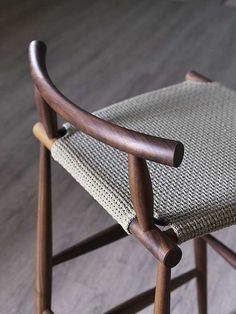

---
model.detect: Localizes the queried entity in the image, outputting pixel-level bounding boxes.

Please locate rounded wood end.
[164,246,182,268]
[173,142,184,168]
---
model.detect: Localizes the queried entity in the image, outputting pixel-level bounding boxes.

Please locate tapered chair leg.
[194,238,207,314]
[154,262,171,314]
[35,144,53,314]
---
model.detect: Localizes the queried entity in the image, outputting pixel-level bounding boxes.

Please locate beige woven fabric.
[51,81,236,243]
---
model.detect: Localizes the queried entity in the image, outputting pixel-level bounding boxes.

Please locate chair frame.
[29,40,236,314]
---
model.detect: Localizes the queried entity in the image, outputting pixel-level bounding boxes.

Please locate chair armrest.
[29,40,184,167]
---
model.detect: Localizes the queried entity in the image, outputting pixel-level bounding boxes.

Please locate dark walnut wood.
[129,219,182,268]
[154,262,171,314]
[32,39,228,314]
[35,144,53,314]
[32,122,182,268]
[187,72,236,314]
[154,267,198,314]
[128,155,154,231]
[29,40,184,167]
[30,39,236,313]
[194,237,207,314]
[128,154,182,268]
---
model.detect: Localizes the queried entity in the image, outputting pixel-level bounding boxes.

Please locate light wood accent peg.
[33,122,57,150]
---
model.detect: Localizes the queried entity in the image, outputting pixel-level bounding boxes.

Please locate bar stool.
[29,40,236,314]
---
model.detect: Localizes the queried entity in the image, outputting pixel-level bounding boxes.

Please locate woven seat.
[51,80,236,243]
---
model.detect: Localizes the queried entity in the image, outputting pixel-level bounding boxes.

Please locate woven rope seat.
[51,81,236,243]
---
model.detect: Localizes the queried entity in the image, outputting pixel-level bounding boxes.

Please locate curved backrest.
[29,40,184,167]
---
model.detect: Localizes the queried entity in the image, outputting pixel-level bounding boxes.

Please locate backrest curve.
[29,40,184,167]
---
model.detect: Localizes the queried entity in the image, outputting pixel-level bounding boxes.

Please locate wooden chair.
[29,40,236,314]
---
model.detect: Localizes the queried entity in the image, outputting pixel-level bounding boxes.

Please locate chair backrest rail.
[29,40,184,167]
[30,40,186,259]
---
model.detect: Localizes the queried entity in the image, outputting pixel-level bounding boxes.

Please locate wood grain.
[129,219,182,268]
[1,1,236,313]
[35,144,53,314]
[128,155,154,231]
[29,40,184,167]
[194,238,207,314]
[154,262,171,314]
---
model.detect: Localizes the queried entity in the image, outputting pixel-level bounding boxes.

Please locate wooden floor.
[0,0,236,313]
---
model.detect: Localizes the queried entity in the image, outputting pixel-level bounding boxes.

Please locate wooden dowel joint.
[33,122,57,150]
[129,219,182,268]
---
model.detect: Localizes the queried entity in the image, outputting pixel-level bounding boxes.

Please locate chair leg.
[194,238,207,314]
[35,144,53,314]
[154,262,171,314]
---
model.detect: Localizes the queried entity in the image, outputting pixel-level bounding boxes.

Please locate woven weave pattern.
[51,81,236,243]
